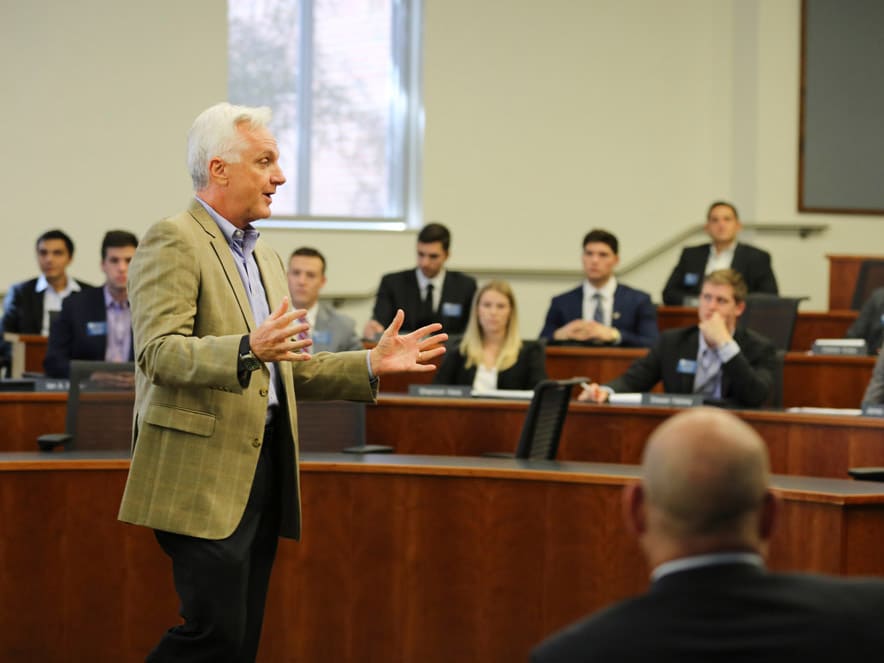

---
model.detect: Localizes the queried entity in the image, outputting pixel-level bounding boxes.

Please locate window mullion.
[296,0,314,215]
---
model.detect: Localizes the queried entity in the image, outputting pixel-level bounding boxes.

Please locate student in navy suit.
[532,407,884,663]
[663,201,778,305]
[540,229,658,348]
[363,223,477,339]
[434,280,546,391]
[44,230,138,378]
[579,269,776,408]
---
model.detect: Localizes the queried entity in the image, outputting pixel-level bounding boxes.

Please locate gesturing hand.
[250,297,313,362]
[369,309,448,376]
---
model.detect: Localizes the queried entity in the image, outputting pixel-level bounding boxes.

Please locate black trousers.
[147,423,282,663]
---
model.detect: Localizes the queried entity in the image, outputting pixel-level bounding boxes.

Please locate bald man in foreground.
[532,408,884,662]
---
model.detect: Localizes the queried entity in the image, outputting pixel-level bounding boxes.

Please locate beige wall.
[2,0,881,338]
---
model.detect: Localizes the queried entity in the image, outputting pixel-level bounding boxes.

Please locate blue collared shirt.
[103,285,132,363]
[195,197,280,411]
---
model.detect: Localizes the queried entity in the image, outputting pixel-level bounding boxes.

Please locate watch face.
[241,353,262,371]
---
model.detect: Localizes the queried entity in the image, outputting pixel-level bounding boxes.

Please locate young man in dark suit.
[532,407,884,662]
[363,223,477,339]
[539,229,658,348]
[663,201,778,305]
[580,269,776,407]
[2,229,91,335]
[43,230,138,378]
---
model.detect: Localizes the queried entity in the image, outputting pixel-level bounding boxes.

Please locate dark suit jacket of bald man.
[532,562,884,662]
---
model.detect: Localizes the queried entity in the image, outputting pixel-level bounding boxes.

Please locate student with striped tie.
[539,229,658,348]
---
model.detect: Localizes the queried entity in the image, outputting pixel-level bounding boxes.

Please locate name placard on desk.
[812,339,867,356]
[641,393,702,408]
[863,405,884,418]
[0,378,69,392]
[408,384,472,398]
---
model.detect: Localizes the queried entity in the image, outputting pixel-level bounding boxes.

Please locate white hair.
[186,102,273,191]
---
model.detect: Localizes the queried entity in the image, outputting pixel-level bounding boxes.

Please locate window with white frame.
[228,0,423,229]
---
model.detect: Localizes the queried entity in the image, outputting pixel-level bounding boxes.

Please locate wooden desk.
[1,452,882,662]
[0,392,66,450]
[1,377,881,467]
[366,396,884,479]
[656,307,857,351]
[2,333,48,377]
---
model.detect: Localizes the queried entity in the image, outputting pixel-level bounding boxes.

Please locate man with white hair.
[118,102,446,661]
[532,407,884,662]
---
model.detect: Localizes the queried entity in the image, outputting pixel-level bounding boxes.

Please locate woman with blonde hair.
[434,280,546,391]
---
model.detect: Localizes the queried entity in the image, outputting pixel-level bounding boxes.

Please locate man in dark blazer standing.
[43,230,138,378]
[363,223,476,338]
[580,269,775,408]
[532,407,884,662]
[2,229,92,336]
[540,229,658,348]
[663,201,778,305]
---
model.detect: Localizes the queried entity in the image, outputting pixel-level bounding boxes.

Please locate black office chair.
[296,400,393,454]
[851,260,884,310]
[737,294,802,351]
[485,377,586,460]
[37,360,135,452]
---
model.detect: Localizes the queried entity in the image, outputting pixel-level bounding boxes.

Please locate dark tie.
[694,347,720,397]
[592,293,604,324]
[420,283,435,325]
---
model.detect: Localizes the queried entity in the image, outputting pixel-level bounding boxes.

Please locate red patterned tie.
[297,316,309,342]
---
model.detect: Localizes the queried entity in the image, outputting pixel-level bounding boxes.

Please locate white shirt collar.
[35,274,81,296]
[416,267,446,293]
[582,276,617,300]
[651,552,763,582]
[304,301,319,327]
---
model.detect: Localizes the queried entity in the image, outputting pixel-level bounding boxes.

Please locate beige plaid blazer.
[118,200,374,540]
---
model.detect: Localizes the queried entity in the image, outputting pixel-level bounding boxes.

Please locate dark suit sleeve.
[749,249,778,295]
[662,249,693,305]
[2,283,26,333]
[606,340,663,393]
[862,350,884,406]
[722,330,776,407]
[371,274,397,327]
[433,344,466,385]
[43,294,76,378]
[847,288,884,352]
[539,301,565,339]
[617,292,659,348]
[524,341,548,389]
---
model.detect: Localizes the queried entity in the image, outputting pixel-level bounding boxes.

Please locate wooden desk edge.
[3,454,883,505]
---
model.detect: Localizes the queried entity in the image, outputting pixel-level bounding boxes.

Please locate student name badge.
[676,358,697,375]
[683,272,700,286]
[441,302,463,317]
[86,321,107,336]
[312,330,331,347]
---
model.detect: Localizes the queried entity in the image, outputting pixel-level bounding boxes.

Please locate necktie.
[592,293,604,324]
[694,347,720,397]
[421,283,435,324]
[297,316,309,342]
